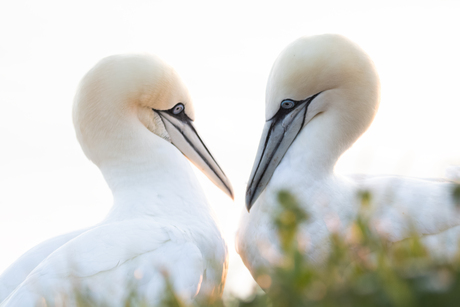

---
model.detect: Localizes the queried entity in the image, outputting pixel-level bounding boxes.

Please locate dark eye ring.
[172,103,184,115]
[280,100,295,109]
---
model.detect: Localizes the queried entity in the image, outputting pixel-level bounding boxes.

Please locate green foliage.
[452,184,460,208]
[41,189,460,306]
[274,190,310,252]
[224,189,460,307]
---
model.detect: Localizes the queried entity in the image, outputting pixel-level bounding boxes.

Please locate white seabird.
[0,54,233,305]
[237,34,460,280]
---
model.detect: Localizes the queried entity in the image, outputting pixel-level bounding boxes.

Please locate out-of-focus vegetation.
[39,186,460,307]
[218,187,460,307]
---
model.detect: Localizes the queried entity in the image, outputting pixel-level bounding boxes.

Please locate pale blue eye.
[280,100,295,109]
[173,103,184,114]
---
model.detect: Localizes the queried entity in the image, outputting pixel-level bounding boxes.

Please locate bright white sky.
[1,0,460,298]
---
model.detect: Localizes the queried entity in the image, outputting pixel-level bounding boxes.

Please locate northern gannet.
[0,54,233,305]
[237,34,460,280]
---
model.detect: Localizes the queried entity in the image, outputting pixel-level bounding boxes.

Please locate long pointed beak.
[246,93,320,211]
[156,110,234,199]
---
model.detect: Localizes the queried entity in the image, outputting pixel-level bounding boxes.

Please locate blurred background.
[0,0,459,298]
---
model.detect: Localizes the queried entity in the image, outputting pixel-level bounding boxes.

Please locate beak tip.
[228,189,235,201]
[223,181,235,200]
[245,190,254,212]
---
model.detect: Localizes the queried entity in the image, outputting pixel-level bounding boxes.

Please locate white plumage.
[0,54,233,306]
[237,34,460,280]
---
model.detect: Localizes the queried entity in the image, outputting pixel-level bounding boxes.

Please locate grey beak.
[154,107,234,200]
[245,93,321,211]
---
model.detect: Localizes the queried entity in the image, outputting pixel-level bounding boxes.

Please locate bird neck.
[272,111,358,190]
[95,118,208,221]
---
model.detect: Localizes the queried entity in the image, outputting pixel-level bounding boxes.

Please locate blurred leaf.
[452,184,460,207]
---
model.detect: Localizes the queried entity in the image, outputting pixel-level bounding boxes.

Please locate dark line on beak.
[247,92,322,208]
[185,121,226,175]
[247,117,285,207]
[159,113,233,198]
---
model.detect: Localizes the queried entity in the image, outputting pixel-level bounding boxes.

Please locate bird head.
[73,54,233,199]
[246,34,380,210]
